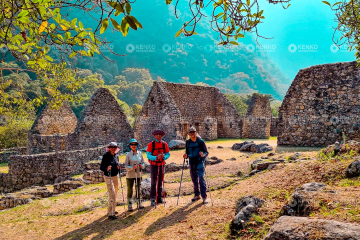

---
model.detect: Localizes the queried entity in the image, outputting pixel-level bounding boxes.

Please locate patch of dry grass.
[0,163,8,173]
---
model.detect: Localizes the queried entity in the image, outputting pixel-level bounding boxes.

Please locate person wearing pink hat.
[146,130,170,206]
[100,142,121,220]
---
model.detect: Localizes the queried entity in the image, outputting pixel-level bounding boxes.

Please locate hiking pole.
[162,162,166,207]
[134,164,140,211]
[119,165,127,217]
[177,158,187,206]
[203,158,214,206]
[108,167,114,216]
[155,163,160,209]
[138,164,142,210]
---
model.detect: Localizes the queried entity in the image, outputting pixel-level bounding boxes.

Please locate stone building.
[278,61,360,146]
[134,82,242,145]
[68,87,133,149]
[243,94,272,139]
[27,101,77,154]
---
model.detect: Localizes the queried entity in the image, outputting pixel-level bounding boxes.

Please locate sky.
[255,0,355,80]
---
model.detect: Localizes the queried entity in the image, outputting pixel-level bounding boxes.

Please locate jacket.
[100,152,120,177]
[125,150,145,179]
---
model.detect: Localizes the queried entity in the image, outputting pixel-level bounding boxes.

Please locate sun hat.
[127,139,140,151]
[152,129,166,136]
[188,126,197,132]
[106,142,121,154]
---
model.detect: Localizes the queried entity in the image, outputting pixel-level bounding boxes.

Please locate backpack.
[151,140,166,155]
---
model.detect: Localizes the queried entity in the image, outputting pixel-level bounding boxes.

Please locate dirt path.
[0,139,359,240]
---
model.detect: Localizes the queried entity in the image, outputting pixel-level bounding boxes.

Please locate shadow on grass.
[144,201,203,236]
[54,206,152,240]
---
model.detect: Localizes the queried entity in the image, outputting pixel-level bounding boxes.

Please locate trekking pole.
[203,158,214,206]
[108,168,114,215]
[162,162,166,207]
[119,165,127,217]
[134,164,140,211]
[138,164,142,210]
[177,158,187,206]
[155,163,160,209]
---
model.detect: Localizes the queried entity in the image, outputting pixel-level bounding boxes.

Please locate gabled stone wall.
[68,88,133,149]
[278,61,360,146]
[243,94,272,139]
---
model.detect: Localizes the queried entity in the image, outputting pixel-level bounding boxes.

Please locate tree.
[323,0,360,61]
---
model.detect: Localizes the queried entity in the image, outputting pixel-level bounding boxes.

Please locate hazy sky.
[255,0,355,80]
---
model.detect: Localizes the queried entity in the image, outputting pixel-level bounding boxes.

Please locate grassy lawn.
[0,162,9,173]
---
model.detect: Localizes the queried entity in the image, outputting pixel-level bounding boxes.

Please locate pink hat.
[106,142,121,154]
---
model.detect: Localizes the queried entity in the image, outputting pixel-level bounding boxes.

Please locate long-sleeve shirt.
[100,152,120,177]
[125,150,145,179]
[185,137,208,167]
[146,139,170,162]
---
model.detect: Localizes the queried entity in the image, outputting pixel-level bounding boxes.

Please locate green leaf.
[332,2,342,7]
[120,17,129,36]
[110,18,121,31]
[215,12,224,20]
[126,16,137,30]
[18,10,29,18]
[165,0,173,4]
[127,16,142,29]
[79,21,84,30]
[322,1,331,7]
[236,33,245,38]
[71,18,77,28]
[175,29,183,38]
[100,18,109,34]
[69,52,77,58]
[125,3,131,14]
[107,1,117,8]
[89,31,95,42]
[246,0,250,6]
[45,55,53,62]
[229,41,239,45]
[65,32,71,40]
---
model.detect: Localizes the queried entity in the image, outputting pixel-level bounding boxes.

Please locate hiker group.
[100,127,210,220]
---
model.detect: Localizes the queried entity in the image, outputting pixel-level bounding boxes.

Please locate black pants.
[150,164,164,200]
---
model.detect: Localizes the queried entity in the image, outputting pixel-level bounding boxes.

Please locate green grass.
[0,162,9,173]
[338,177,360,187]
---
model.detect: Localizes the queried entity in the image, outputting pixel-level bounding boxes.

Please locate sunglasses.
[189,131,196,133]
[108,146,117,149]
[130,144,138,146]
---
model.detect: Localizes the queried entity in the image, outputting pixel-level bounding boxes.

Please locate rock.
[232,141,254,150]
[261,156,269,159]
[141,177,167,200]
[251,160,263,170]
[205,158,223,165]
[209,156,218,160]
[281,182,327,216]
[345,159,360,178]
[217,146,224,149]
[255,162,270,171]
[268,152,275,157]
[250,144,273,153]
[168,140,186,150]
[227,157,236,161]
[249,169,261,176]
[240,143,256,151]
[230,196,265,234]
[264,216,360,240]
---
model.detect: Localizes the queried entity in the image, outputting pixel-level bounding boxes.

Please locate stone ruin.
[278,61,360,147]
[242,94,272,139]
[67,87,133,150]
[134,82,243,146]
[27,101,77,154]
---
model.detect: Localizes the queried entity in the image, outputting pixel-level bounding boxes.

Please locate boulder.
[168,140,186,150]
[250,143,273,153]
[141,177,167,200]
[264,216,360,240]
[232,141,255,150]
[230,196,265,234]
[281,182,327,216]
[240,143,256,151]
[345,159,360,178]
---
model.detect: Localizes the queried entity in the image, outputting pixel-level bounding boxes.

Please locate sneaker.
[151,199,156,207]
[138,202,144,209]
[202,198,209,204]
[128,205,134,212]
[108,215,118,220]
[191,196,201,202]
[114,211,118,215]
[157,198,164,204]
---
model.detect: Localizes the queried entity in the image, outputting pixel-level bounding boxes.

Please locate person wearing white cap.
[100,142,121,220]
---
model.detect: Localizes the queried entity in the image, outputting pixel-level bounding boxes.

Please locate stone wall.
[68,88,133,150]
[27,133,68,154]
[278,61,360,146]
[30,101,77,135]
[270,118,279,137]
[0,147,27,163]
[134,82,242,146]
[0,147,104,193]
[243,94,272,139]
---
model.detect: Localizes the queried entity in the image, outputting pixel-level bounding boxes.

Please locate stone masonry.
[68,87,133,150]
[278,61,360,146]
[134,82,242,146]
[242,94,272,139]
[0,147,103,194]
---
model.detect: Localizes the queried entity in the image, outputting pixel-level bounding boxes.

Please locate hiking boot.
[128,205,134,212]
[157,198,164,204]
[108,215,118,220]
[138,202,144,209]
[151,199,156,207]
[114,211,118,215]
[202,198,209,204]
[191,196,201,202]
